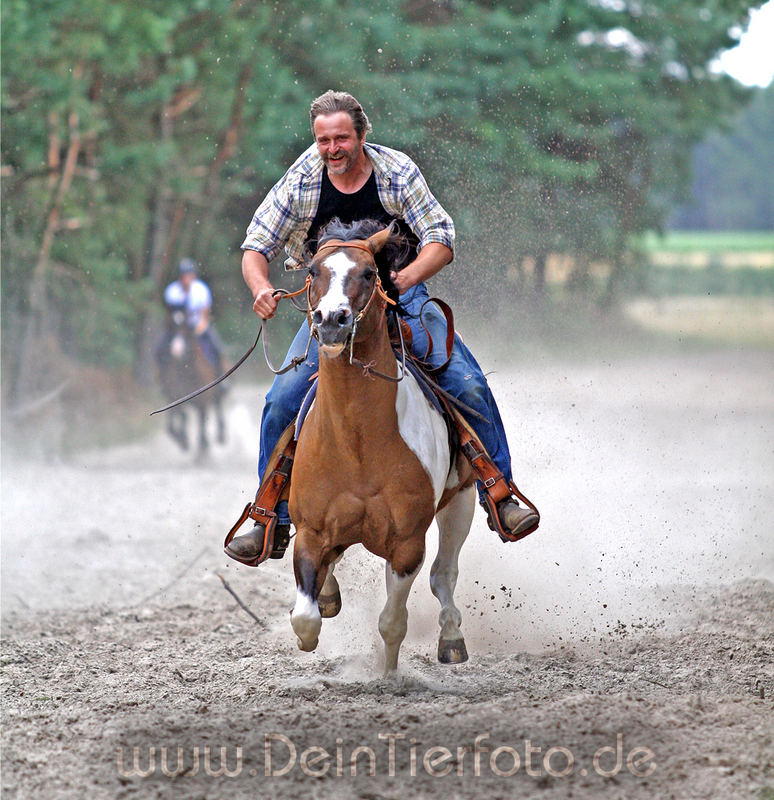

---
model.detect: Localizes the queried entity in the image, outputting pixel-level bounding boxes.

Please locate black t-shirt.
[306,169,419,267]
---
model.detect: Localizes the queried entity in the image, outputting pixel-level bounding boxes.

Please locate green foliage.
[670,84,774,230]
[0,0,759,391]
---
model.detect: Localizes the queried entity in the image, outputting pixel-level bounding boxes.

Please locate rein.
[150,278,311,416]
[150,239,416,414]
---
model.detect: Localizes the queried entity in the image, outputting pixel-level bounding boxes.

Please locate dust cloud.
[284,344,774,658]
[3,345,770,649]
[2,334,773,800]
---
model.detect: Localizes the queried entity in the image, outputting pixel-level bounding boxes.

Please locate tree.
[1,0,759,410]
[670,83,774,231]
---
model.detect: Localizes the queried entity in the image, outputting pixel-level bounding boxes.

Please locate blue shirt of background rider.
[162,258,224,370]
[164,258,213,332]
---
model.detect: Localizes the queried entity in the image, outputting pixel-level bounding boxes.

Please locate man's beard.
[324,149,357,175]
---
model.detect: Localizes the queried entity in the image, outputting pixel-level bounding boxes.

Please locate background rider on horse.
[156,258,225,375]
[225,89,539,565]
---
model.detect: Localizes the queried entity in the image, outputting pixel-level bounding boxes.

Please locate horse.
[288,220,477,673]
[157,307,226,458]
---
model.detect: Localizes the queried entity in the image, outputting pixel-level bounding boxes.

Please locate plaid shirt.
[242,142,455,269]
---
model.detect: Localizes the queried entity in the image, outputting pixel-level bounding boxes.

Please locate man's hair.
[310,90,372,139]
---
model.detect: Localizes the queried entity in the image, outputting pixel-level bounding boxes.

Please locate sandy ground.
[2,345,773,799]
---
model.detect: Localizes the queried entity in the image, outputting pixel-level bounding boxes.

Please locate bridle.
[308,240,405,383]
[150,231,481,420]
[150,239,404,416]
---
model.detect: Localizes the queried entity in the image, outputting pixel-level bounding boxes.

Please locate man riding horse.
[226,89,539,565]
[157,258,225,375]
[156,258,228,453]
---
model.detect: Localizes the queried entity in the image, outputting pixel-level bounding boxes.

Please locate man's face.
[179,272,194,290]
[313,112,363,175]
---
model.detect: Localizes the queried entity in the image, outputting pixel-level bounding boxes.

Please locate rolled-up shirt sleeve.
[241,172,299,261]
[399,161,455,257]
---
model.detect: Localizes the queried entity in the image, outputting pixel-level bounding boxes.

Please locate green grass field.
[640,230,774,252]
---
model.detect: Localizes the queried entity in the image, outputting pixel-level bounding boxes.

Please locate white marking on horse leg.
[290,591,322,652]
[379,558,424,673]
[431,485,476,642]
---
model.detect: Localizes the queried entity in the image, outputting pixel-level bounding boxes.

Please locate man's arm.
[390,242,452,295]
[194,306,211,335]
[242,249,280,319]
[387,156,455,293]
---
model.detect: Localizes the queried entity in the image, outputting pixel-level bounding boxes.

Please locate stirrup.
[224,429,296,567]
[223,504,279,567]
[480,487,540,543]
[458,435,540,543]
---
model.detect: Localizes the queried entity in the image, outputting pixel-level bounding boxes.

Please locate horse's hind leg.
[431,484,476,664]
[318,553,343,618]
[379,551,424,674]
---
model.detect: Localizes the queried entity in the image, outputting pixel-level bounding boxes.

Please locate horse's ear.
[366,220,398,255]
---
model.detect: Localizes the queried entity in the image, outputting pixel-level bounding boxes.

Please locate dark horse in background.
[156,306,226,458]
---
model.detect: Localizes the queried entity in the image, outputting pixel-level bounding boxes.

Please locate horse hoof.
[318,589,342,618]
[438,638,468,664]
[297,637,318,652]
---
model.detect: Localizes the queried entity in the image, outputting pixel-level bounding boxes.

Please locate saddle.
[224,299,539,566]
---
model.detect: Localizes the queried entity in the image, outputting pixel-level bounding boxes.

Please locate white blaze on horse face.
[316,251,356,355]
[395,371,451,507]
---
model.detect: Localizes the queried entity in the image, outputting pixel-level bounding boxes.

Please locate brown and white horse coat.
[288,223,475,672]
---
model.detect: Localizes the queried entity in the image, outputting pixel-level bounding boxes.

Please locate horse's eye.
[309,264,319,279]
[363,269,376,282]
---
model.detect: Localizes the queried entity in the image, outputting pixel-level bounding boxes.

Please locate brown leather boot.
[496,499,540,538]
[225,522,291,564]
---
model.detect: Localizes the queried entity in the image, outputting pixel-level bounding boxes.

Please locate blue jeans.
[258,282,513,524]
[197,327,222,367]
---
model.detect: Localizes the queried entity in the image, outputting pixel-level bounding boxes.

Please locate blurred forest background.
[2,0,773,443]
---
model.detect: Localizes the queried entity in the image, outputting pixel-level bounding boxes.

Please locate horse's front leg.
[214,395,227,444]
[168,408,189,451]
[197,405,209,455]
[379,544,425,674]
[290,530,328,652]
[431,484,476,664]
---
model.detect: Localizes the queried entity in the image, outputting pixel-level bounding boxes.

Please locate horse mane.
[316,218,410,305]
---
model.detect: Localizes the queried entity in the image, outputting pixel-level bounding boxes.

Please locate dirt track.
[2,347,773,799]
